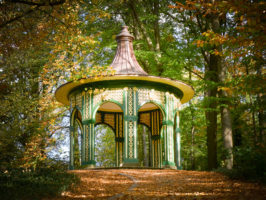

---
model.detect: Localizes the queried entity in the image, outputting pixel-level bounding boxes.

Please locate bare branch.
[10,0,66,6]
[0,7,36,29]
[129,0,154,50]
[0,0,66,29]
[162,49,204,80]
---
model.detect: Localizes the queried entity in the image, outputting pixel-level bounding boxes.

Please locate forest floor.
[48,169,266,200]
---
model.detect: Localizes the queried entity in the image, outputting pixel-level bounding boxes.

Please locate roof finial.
[116,25,134,41]
[110,26,148,75]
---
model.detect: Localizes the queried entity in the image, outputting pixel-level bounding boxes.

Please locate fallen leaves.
[48,169,266,200]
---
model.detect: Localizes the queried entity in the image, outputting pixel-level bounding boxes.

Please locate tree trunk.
[152,0,163,75]
[220,104,233,169]
[191,125,195,170]
[205,85,218,170]
[219,68,233,169]
[211,12,234,169]
[256,58,265,143]
[129,0,153,50]
[205,15,219,169]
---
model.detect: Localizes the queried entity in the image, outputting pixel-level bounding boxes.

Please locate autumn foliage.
[0,0,265,199]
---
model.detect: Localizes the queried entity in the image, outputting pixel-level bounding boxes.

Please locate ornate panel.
[69,93,82,110]
[85,90,92,119]
[93,88,123,108]
[85,125,89,161]
[128,88,133,115]
[76,93,82,109]
[128,121,134,158]
[69,94,75,110]
[173,95,181,111]
[138,88,165,106]
[128,88,134,158]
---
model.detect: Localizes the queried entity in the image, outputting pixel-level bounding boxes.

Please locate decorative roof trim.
[55,75,194,105]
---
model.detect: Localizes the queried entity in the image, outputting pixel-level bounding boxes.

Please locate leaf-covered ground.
[48,169,266,200]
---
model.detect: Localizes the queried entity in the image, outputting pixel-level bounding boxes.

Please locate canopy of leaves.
[0,3,265,199]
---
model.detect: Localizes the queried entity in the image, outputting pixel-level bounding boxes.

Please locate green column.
[175,112,182,169]
[81,93,85,165]
[176,130,181,169]
[83,121,96,167]
[123,87,139,167]
[81,125,86,165]
[162,92,177,169]
[69,126,74,170]
[115,113,124,167]
[162,123,175,168]
[115,138,124,167]
[82,89,96,168]
[73,125,81,168]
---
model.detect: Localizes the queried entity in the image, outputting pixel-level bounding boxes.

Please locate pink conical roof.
[110,26,148,75]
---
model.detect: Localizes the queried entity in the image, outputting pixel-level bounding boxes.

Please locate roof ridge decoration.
[110,26,148,76]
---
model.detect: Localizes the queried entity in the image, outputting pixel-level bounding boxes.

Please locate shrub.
[0,167,79,200]
[216,146,266,183]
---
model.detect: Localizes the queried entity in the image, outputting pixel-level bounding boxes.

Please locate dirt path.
[50,169,266,200]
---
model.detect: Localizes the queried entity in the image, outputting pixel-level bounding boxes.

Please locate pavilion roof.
[55,26,194,105]
[110,26,148,76]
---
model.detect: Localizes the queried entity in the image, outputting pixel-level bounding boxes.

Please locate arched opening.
[95,101,124,167]
[71,109,82,169]
[95,124,116,167]
[74,119,82,168]
[137,124,151,167]
[138,102,164,168]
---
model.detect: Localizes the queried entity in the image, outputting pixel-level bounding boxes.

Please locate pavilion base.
[122,158,140,168]
[85,164,96,169]
[162,165,177,169]
[162,161,177,169]
[81,160,96,169]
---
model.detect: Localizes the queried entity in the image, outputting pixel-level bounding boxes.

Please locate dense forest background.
[0,0,265,198]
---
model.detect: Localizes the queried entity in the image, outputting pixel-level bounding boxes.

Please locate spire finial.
[110,26,148,75]
[116,25,134,41]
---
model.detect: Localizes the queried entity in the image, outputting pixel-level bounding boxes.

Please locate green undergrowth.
[217,146,266,184]
[0,167,79,200]
[216,167,266,184]
[215,146,266,184]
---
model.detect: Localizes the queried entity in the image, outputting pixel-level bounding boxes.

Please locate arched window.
[94,101,123,167]
[74,119,82,168]
[95,124,116,167]
[138,102,164,168]
[137,124,151,167]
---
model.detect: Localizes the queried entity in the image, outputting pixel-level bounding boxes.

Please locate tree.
[170,0,231,169]
[0,0,108,170]
[170,0,265,170]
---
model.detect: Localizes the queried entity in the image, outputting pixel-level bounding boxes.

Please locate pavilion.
[55,26,194,169]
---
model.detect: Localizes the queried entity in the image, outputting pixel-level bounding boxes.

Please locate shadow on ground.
[47,169,266,200]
